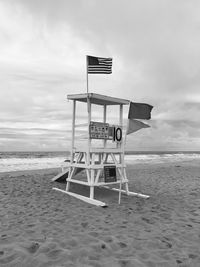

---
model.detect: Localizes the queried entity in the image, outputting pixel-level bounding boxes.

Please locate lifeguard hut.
[53,92,150,207]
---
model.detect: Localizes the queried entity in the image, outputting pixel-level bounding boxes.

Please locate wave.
[0,156,66,172]
[0,151,200,173]
[125,152,200,164]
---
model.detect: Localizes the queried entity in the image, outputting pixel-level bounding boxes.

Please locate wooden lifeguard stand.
[53,92,149,206]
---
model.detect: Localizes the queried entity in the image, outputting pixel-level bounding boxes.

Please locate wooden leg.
[90,153,95,199]
[118,180,122,204]
[125,182,129,194]
[53,187,107,207]
[66,181,70,191]
[90,186,94,199]
[123,170,130,194]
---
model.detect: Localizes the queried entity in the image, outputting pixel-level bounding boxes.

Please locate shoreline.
[1,151,200,174]
[0,158,199,175]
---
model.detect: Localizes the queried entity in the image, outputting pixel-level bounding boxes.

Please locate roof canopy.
[67,93,130,106]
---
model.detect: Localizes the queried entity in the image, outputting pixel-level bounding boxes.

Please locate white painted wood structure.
[53,93,149,206]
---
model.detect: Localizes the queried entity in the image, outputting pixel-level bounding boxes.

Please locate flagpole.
[86,56,90,114]
[86,56,91,168]
[86,55,89,94]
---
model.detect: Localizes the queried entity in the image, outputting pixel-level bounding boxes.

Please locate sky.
[0,0,200,151]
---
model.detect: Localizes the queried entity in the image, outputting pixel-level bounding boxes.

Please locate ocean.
[0,151,200,173]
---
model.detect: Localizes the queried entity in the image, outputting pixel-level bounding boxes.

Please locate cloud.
[1,0,200,150]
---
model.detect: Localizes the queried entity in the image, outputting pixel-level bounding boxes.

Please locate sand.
[0,161,200,267]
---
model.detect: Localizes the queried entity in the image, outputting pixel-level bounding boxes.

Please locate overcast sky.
[0,0,200,151]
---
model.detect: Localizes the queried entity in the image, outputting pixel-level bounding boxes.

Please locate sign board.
[89,121,122,142]
[104,165,117,183]
[89,121,113,140]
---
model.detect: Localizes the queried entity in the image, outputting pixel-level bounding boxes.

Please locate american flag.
[87,55,112,74]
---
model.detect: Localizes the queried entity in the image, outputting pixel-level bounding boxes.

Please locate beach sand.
[0,162,200,267]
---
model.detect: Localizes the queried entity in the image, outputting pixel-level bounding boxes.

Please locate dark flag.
[126,119,150,135]
[128,102,153,120]
[87,55,112,74]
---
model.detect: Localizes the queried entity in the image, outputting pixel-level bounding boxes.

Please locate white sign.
[89,121,122,142]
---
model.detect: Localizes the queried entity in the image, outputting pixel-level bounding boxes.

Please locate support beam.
[53,187,107,207]
[71,100,76,161]
[102,186,150,199]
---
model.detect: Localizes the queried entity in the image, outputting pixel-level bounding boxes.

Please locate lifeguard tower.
[53,92,150,207]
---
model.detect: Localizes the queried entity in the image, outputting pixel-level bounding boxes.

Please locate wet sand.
[0,162,200,267]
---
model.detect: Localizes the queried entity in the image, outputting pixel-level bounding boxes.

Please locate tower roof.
[67,93,130,106]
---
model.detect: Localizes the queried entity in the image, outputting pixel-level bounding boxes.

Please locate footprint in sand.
[0,252,19,265]
[118,241,127,249]
[46,249,63,259]
[141,217,154,224]
[89,231,99,238]
[23,242,40,254]
[161,239,172,249]
[81,222,88,228]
